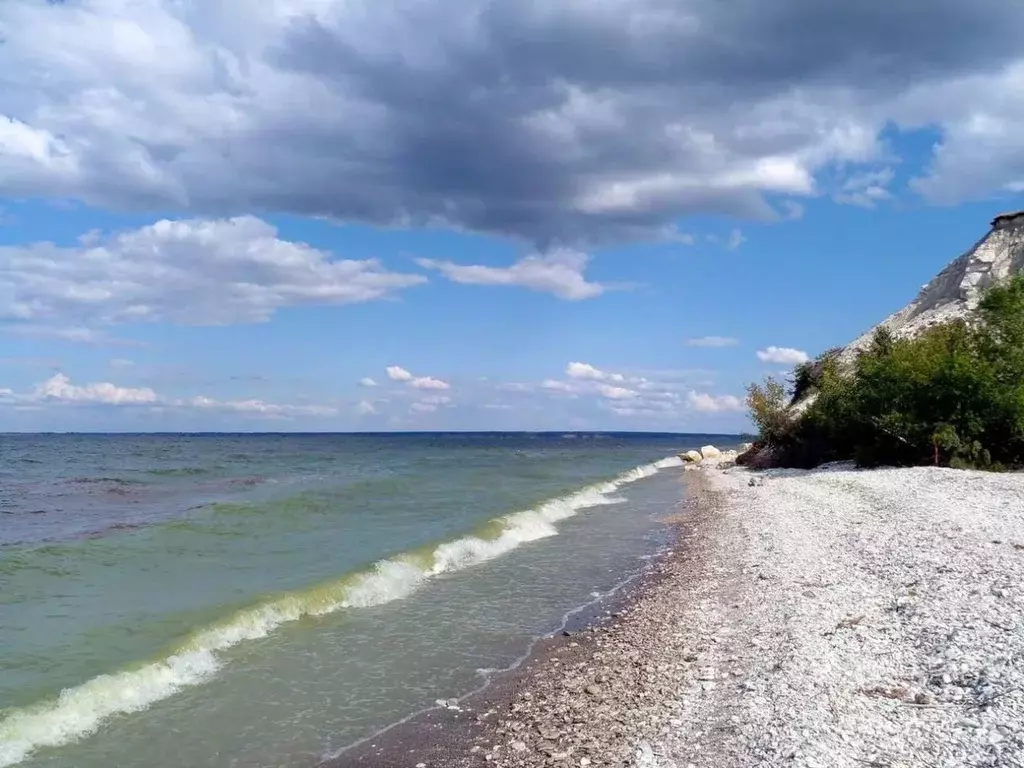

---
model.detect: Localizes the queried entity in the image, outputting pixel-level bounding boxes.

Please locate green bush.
[747,275,1024,470]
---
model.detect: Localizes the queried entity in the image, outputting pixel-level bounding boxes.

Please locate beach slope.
[408,463,1024,768]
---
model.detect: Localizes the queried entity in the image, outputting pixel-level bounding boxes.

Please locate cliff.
[835,211,1024,368]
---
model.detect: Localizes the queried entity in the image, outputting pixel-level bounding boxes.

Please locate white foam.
[0,455,679,766]
[0,650,219,768]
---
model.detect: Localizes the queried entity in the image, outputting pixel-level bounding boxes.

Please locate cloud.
[757,346,810,365]
[359,377,378,387]
[565,362,625,382]
[355,399,378,415]
[726,229,747,250]
[0,216,425,332]
[33,372,157,405]
[409,396,452,414]
[409,376,449,391]
[598,384,637,401]
[386,366,413,382]
[417,249,606,300]
[2,372,337,417]
[685,336,738,348]
[834,167,895,208]
[687,392,745,413]
[542,379,578,394]
[14,1,1024,243]
[386,365,451,390]
[187,395,337,417]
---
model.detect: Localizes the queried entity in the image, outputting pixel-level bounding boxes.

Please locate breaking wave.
[0,455,682,767]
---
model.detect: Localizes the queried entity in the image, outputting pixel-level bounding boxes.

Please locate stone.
[700,445,721,459]
[681,450,703,463]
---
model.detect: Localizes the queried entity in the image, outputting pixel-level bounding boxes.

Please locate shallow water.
[0,432,734,768]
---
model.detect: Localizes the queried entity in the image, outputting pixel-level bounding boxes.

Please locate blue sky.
[2,1,1023,432]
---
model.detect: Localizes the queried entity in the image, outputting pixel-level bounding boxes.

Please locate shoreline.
[324,468,713,768]
[327,459,1024,768]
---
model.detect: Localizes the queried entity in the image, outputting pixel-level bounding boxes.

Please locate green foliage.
[746,275,1024,471]
[745,376,790,444]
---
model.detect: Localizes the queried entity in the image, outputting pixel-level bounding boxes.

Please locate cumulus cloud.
[355,399,378,415]
[34,373,157,405]
[685,336,738,348]
[687,392,745,413]
[6,1,1024,244]
[359,377,378,387]
[417,249,605,300]
[757,346,810,365]
[0,216,425,332]
[386,365,451,391]
[565,362,625,382]
[409,377,449,391]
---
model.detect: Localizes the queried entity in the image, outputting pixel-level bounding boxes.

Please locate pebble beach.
[336,459,1024,768]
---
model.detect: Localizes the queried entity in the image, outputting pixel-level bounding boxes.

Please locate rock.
[681,450,703,463]
[700,445,721,459]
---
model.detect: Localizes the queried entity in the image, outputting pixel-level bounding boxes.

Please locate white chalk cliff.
[836,211,1024,367]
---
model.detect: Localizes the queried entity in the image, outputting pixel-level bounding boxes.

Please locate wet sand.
[324,470,709,768]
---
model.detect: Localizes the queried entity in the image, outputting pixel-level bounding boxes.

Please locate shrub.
[745,275,1024,471]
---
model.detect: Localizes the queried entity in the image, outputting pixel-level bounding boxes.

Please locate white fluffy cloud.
[685,336,739,348]
[386,366,414,382]
[0,216,425,332]
[386,365,451,390]
[33,373,157,405]
[756,346,810,365]
[359,377,378,387]
[417,250,605,300]
[565,362,625,382]
[355,399,378,415]
[529,360,743,421]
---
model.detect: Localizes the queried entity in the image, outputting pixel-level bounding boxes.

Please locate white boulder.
[700,445,721,459]
[681,450,703,463]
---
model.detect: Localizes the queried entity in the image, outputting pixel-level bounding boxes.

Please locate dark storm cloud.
[2,0,1024,245]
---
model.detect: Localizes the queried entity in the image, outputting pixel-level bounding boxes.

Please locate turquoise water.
[0,432,733,767]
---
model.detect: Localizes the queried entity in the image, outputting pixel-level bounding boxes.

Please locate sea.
[0,432,737,768]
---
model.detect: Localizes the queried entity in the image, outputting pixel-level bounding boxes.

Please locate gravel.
[469,462,1024,768]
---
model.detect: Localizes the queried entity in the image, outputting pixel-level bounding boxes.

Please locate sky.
[1,1,1023,433]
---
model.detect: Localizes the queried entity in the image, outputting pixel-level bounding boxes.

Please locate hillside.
[836,211,1024,367]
